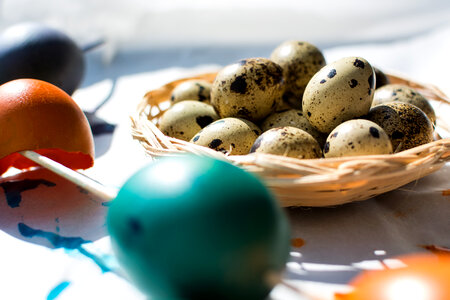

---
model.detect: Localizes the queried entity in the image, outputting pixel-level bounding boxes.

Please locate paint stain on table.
[291,238,305,248]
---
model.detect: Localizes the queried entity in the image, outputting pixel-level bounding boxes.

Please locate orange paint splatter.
[291,238,305,248]
[442,189,450,196]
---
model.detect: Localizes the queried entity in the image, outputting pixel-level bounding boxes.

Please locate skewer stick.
[20,150,117,201]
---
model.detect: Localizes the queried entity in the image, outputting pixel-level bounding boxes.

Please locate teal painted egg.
[107,155,290,300]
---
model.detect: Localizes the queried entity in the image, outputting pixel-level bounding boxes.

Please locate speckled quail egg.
[250,126,322,159]
[303,56,375,134]
[190,118,261,155]
[170,79,212,104]
[366,102,434,152]
[260,109,327,146]
[374,67,390,88]
[372,84,436,125]
[270,40,326,108]
[158,100,219,141]
[211,58,284,122]
[323,119,392,158]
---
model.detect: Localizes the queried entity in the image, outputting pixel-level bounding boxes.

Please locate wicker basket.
[131,72,450,207]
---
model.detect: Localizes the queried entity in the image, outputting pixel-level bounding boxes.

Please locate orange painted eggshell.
[0,79,94,175]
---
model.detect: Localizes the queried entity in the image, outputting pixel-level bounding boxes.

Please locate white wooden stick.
[20,150,117,201]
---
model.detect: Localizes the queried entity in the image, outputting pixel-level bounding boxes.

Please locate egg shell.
[190,117,261,155]
[0,22,85,95]
[0,79,94,175]
[250,126,322,159]
[335,253,450,300]
[158,100,219,141]
[260,109,327,146]
[270,40,326,108]
[372,84,436,125]
[107,155,291,299]
[170,79,212,104]
[373,67,390,89]
[366,102,434,152]
[211,58,284,122]
[0,167,106,249]
[302,56,375,133]
[323,119,392,158]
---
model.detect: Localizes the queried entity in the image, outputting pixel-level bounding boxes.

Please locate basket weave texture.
[131,72,450,207]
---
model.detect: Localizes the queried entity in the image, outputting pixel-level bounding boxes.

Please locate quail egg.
[366,102,434,152]
[270,40,326,108]
[323,119,392,158]
[211,58,284,122]
[261,109,326,146]
[372,84,436,125]
[190,118,261,155]
[303,56,375,133]
[250,127,322,159]
[158,100,219,141]
[170,79,212,104]
[374,67,390,88]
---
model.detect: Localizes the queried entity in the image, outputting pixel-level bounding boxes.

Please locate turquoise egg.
[107,155,290,300]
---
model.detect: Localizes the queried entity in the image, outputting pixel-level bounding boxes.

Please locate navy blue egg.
[0,23,85,95]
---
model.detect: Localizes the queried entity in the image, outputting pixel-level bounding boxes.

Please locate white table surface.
[0,3,449,299]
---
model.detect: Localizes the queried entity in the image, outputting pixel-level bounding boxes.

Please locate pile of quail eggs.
[157,40,436,159]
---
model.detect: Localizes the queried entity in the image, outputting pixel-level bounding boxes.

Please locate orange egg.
[335,253,450,300]
[0,167,107,248]
[0,78,94,175]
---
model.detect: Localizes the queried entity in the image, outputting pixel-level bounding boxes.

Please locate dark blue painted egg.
[0,22,85,95]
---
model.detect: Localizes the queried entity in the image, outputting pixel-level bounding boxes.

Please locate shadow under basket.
[131,72,450,207]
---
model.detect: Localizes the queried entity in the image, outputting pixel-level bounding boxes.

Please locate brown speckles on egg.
[366,102,433,152]
[158,101,219,141]
[392,130,404,140]
[323,142,330,154]
[369,126,380,138]
[328,69,337,78]
[353,59,365,69]
[260,109,327,146]
[230,75,247,94]
[190,117,261,155]
[250,126,322,159]
[349,79,358,88]
[372,84,436,125]
[303,56,375,133]
[324,119,392,158]
[196,116,214,128]
[270,40,326,108]
[208,139,223,149]
[211,58,284,122]
[170,80,212,104]
[237,107,252,119]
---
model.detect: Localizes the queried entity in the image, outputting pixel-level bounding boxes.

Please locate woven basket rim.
[131,71,450,207]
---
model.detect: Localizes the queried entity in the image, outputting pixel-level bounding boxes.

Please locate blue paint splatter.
[0,179,56,208]
[101,201,112,207]
[47,281,70,300]
[18,223,90,249]
[77,247,112,273]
